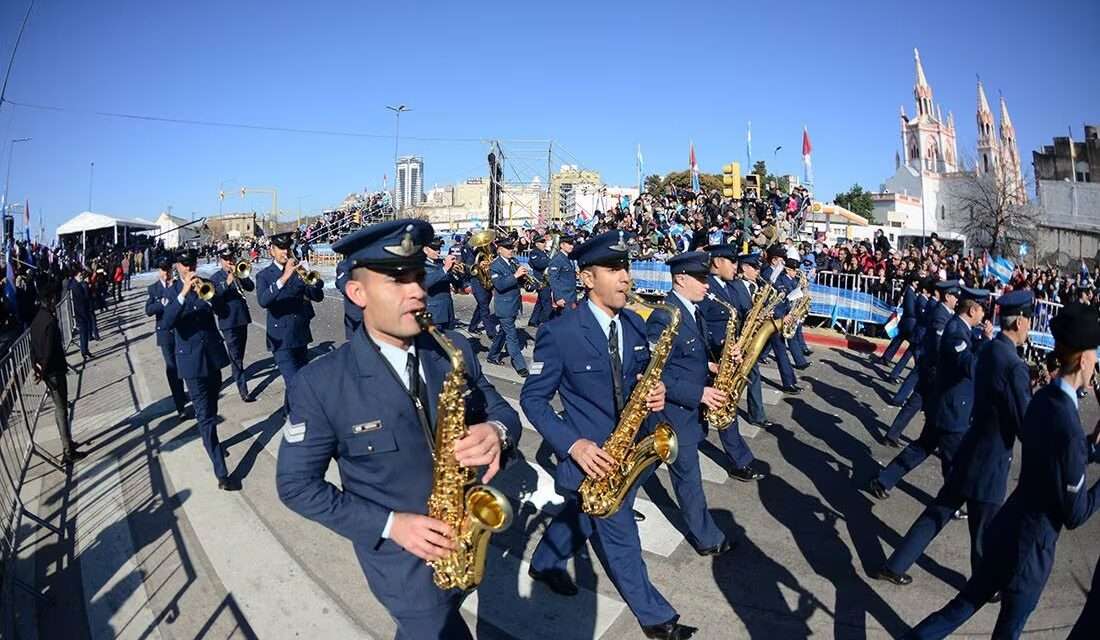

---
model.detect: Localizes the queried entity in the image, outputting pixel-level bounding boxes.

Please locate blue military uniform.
[277,219,521,640]
[874,281,962,495]
[522,230,686,634]
[463,240,497,338]
[69,277,94,359]
[881,280,919,364]
[878,291,1034,585]
[144,272,188,414]
[889,283,934,403]
[486,246,528,374]
[255,233,325,399]
[759,246,798,390]
[160,252,232,484]
[781,258,811,369]
[423,242,459,331]
[527,239,552,327]
[209,257,255,401]
[909,302,1100,640]
[547,240,577,317]
[727,254,770,425]
[335,259,362,341]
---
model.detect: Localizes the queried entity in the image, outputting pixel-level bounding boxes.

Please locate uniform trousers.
[667,427,725,550]
[468,280,498,338]
[885,386,922,442]
[529,286,551,326]
[184,370,228,480]
[745,364,766,423]
[159,342,188,413]
[274,346,310,405]
[222,326,249,394]
[719,418,754,469]
[878,425,963,491]
[488,315,526,371]
[885,488,999,576]
[891,368,919,406]
[531,480,677,626]
[889,347,915,380]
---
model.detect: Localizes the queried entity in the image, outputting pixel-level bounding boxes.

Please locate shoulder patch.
[954,341,967,352]
[1068,474,1085,494]
[529,362,544,375]
[283,420,306,443]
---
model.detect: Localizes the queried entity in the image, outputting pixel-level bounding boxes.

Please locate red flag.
[802,128,812,157]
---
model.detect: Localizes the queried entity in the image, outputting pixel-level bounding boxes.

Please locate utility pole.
[386,105,411,210]
[88,161,95,211]
[1,137,31,242]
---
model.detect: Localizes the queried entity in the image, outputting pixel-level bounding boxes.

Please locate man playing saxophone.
[729,253,777,429]
[699,244,766,481]
[521,231,696,640]
[276,220,520,640]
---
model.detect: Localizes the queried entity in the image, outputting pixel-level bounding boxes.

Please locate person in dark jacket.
[68,269,94,360]
[906,302,1100,639]
[30,284,85,464]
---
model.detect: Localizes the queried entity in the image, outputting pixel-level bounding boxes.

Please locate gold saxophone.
[418,311,513,591]
[705,279,785,430]
[782,271,811,339]
[579,292,680,518]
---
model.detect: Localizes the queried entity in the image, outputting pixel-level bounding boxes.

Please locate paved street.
[17,271,1099,639]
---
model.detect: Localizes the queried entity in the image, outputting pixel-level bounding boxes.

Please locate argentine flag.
[986,256,1015,285]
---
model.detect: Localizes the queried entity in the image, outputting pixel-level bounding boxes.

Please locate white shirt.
[369,335,425,391]
[672,290,698,320]
[586,299,623,356]
[1058,377,1080,410]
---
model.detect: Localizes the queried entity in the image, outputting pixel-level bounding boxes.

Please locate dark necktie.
[406,352,433,435]
[747,280,757,297]
[695,306,715,360]
[608,319,624,416]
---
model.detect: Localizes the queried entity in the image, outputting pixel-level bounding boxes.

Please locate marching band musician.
[209,249,255,403]
[782,257,811,371]
[423,235,460,331]
[463,233,498,339]
[886,276,935,414]
[276,219,520,640]
[881,276,940,447]
[256,232,325,402]
[759,245,801,393]
[877,274,920,375]
[698,244,766,482]
[145,259,189,419]
[485,235,529,376]
[160,249,235,490]
[521,230,696,640]
[871,281,959,501]
[907,302,1100,639]
[527,234,552,327]
[873,289,1034,587]
[730,253,777,429]
[547,234,577,317]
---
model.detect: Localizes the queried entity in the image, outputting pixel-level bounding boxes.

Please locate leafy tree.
[949,167,1037,257]
[750,160,790,194]
[834,183,876,223]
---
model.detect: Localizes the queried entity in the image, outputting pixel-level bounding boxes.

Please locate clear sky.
[0,0,1096,238]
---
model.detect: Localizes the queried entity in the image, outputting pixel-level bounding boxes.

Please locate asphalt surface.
[18,266,1100,639]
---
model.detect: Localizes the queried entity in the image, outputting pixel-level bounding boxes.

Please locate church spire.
[913,48,934,118]
[998,94,1025,203]
[976,78,998,177]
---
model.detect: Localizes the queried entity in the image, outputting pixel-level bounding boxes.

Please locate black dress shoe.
[749,419,777,429]
[641,619,698,639]
[989,591,1002,603]
[177,408,194,421]
[793,362,810,370]
[730,466,765,482]
[883,437,903,449]
[527,567,578,596]
[217,477,240,491]
[695,538,735,556]
[780,384,802,394]
[633,509,646,522]
[953,508,968,520]
[239,391,256,403]
[486,356,504,366]
[803,348,813,356]
[871,568,913,586]
[516,368,529,378]
[868,479,890,500]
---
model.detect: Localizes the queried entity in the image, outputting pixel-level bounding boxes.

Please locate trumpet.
[193,278,216,301]
[296,265,322,286]
[234,260,252,278]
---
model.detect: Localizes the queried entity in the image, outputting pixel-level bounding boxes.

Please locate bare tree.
[948,161,1038,257]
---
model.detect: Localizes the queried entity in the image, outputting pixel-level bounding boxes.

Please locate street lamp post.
[88,161,95,212]
[386,104,411,210]
[2,137,31,241]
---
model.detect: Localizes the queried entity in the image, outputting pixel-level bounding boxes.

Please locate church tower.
[998,95,1026,202]
[975,79,999,178]
[903,49,959,174]
[913,49,933,119]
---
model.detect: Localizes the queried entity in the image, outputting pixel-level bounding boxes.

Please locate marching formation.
[137,217,1099,639]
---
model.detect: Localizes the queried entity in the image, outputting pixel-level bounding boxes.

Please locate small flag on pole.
[884,312,900,339]
[746,121,753,168]
[802,126,814,186]
[689,142,700,193]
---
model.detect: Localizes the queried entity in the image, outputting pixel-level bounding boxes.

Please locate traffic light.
[743,174,761,199]
[721,162,742,199]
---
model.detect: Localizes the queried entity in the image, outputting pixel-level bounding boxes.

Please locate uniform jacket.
[528,248,550,278]
[547,251,577,304]
[933,314,983,433]
[699,274,737,353]
[255,262,324,351]
[648,292,716,439]
[981,382,1100,598]
[276,327,520,615]
[423,258,458,326]
[70,280,93,323]
[917,301,952,395]
[760,265,791,317]
[159,280,230,379]
[947,332,1031,504]
[145,279,178,346]
[899,285,919,336]
[521,302,653,492]
[208,268,254,330]
[489,256,522,319]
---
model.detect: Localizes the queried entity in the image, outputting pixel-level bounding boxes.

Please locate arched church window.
[909,139,919,161]
[983,154,990,173]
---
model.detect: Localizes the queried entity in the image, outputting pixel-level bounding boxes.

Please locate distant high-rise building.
[396,156,424,211]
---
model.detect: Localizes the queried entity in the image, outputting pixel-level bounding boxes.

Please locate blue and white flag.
[986,255,1015,285]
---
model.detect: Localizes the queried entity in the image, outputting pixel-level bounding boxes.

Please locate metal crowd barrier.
[0,290,75,634]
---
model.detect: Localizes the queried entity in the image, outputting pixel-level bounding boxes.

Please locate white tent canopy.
[56,211,158,236]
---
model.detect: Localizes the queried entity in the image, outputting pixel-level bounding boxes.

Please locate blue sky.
[0,0,1096,237]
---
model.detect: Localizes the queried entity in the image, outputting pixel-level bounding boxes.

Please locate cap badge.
[385,224,421,257]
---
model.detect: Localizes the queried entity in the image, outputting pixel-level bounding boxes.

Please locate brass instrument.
[235,260,252,278]
[295,265,323,286]
[508,257,539,292]
[579,291,680,517]
[702,292,741,430]
[781,270,811,339]
[467,229,496,289]
[194,278,216,301]
[418,311,513,591]
[705,279,785,430]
